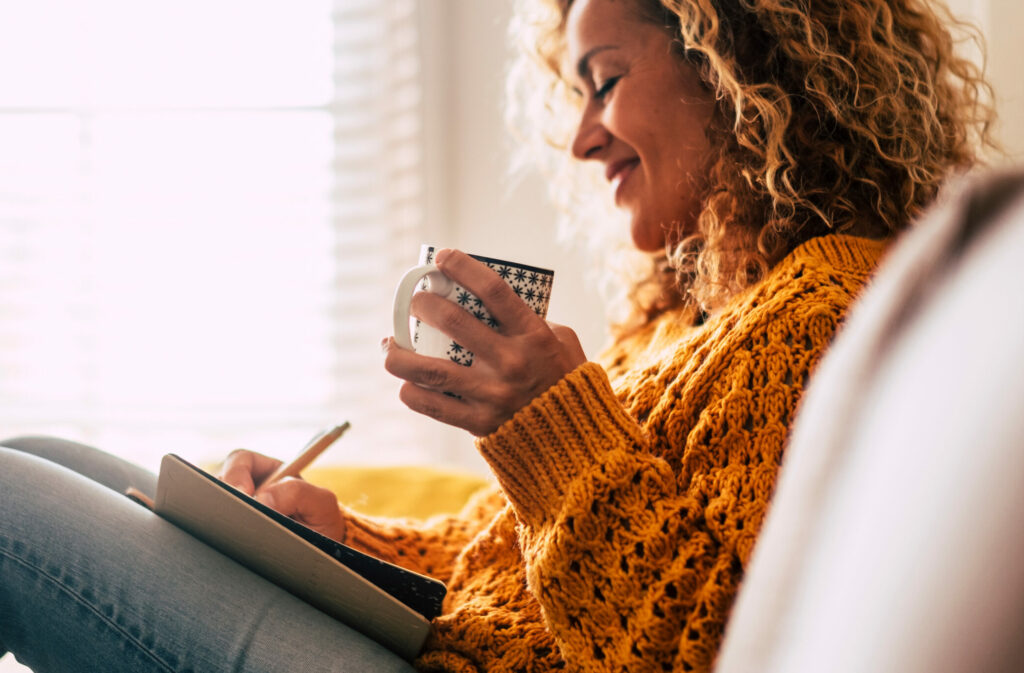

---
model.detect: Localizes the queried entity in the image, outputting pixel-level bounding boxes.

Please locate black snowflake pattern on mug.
[419,248,553,368]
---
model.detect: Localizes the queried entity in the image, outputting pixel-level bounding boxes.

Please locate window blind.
[0,0,448,470]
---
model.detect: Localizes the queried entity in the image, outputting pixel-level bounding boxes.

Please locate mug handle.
[392,264,455,350]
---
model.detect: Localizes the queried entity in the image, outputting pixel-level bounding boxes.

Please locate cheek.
[630,102,706,180]
[659,111,713,193]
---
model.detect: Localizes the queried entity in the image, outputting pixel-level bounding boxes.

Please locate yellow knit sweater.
[343,234,885,672]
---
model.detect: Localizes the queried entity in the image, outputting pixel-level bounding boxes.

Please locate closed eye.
[595,76,620,101]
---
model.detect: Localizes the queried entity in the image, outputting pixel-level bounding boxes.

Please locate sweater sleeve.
[340,484,506,583]
[476,358,805,672]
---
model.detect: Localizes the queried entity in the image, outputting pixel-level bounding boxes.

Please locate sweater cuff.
[476,361,646,528]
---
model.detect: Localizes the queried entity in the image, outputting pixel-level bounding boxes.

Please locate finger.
[382,336,478,394]
[409,290,505,363]
[397,381,495,437]
[219,450,282,496]
[254,478,318,517]
[434,249,542,334]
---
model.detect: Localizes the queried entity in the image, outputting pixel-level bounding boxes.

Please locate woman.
[0,0,993,671]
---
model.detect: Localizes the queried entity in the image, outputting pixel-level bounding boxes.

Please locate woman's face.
[565,0,716,252]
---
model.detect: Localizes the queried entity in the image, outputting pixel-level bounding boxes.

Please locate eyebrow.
[575,45,619,80]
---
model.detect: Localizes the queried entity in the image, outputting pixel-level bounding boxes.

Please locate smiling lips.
[606,158,640,201]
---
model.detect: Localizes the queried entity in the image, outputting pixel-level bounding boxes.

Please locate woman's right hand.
[218,449,347,542]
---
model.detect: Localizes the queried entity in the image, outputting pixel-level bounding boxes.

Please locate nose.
[570,103,610,161]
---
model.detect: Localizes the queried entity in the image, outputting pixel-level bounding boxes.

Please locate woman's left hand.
[382,248,587,437]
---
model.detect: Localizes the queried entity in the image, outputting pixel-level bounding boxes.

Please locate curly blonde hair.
[507,0,997,331]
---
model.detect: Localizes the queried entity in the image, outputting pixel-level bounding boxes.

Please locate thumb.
[548,322,587,361]
[253,489,277,510]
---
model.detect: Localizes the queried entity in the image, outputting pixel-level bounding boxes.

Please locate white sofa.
[715,167,1024,673]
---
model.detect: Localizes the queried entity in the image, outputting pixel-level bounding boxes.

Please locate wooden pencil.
[262,421,352,486]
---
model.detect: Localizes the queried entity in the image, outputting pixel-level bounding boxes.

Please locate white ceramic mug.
[392,245,554,366]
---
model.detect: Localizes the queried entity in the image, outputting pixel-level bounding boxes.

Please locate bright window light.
[0,0,448,471]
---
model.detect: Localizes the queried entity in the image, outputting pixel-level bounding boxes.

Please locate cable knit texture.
[342,234,885,672]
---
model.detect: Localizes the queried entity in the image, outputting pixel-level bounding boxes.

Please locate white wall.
[943,0,1024,159]
[981,0,1024,159]
[418,1,609,357]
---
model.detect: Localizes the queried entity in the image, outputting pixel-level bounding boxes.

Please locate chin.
[630,220,667,253]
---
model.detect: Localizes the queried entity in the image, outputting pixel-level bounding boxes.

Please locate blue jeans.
[0,437,417,673]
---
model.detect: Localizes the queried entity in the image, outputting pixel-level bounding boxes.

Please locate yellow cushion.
[303,465,492,519]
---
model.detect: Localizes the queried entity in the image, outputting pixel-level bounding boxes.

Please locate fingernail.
[434,248,452,265]
[255,492,275,509]
[380,336,390,354]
